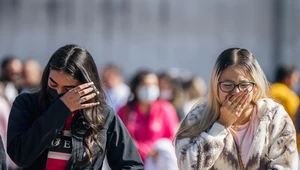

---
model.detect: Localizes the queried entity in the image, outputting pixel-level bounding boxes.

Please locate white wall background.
[0,0,299,85]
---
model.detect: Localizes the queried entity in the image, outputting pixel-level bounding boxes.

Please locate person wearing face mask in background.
[118,70,179,162]
[101,63,130,112]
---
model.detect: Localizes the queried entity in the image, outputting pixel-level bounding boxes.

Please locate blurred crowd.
[1,54,300,169]
[0,56,42,170]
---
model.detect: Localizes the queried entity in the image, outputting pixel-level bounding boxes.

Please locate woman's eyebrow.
[50,77,77,88]
[64,85,77,88]
[49,77,58,84]
[239,80,251,82]
[219,79,251,83]
[219,79,234,82]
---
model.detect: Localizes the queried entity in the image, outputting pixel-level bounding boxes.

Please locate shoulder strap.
[235,143,245,170]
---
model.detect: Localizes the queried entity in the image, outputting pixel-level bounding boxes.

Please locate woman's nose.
[231,86,241,94]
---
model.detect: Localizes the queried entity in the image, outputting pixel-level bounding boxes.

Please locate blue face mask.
[137,85,160,103]
[47,86,65,103]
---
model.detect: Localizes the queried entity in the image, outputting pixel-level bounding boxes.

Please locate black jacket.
[7,92,144,170]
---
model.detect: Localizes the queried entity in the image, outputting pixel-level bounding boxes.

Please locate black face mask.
[47,86,65,103]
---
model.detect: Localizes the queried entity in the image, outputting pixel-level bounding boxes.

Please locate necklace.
[229,119,251,169]
[231,117,251,151]
[231,108,254,154]
[238,117,251,154]
[231,106,256,169]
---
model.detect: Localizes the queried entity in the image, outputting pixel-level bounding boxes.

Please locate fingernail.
[89,82,94,85]
[95,102,100,105]
[96,91,100,94]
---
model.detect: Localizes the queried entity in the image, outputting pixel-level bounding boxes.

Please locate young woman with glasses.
[175,48,298,169]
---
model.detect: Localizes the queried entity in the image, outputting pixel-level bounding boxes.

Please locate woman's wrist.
[216,119,227,128]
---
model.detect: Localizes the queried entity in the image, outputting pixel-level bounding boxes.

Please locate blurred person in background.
[144,138,178,170]
[158,72,186,121]
[175,48,298,169]
[101,63,130,111]
[0,56,23,169]
[0,135,7,170]
[269,64,299,123]
[182,76,207,115]
[0,95,13,170]
[0,75,19,170]
[269,64,300,157]
[0,96,10,144]
[20,59,42,94]
[0,56,23,104]
[7,45,143,170]
[118,70,179,162]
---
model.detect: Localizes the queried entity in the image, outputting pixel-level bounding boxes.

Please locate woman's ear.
[253,85,258,93]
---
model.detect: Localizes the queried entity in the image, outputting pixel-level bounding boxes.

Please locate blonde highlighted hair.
[175,48,270,139]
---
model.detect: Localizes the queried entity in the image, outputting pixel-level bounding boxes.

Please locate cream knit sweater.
[175,98,298,170]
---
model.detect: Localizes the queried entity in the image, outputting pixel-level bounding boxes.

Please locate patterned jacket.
[175,98,298,170]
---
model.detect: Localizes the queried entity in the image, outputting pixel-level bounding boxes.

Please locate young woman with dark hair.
[7,45,143,170]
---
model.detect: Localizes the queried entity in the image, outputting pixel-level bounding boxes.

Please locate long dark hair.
[39,44,106,167]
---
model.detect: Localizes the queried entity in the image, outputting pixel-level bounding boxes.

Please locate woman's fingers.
[74,82,94,92]
[239,92,249,109]
[62,82,101,111]
[72,82,94,96]
[227,91,247,107]
[81,102,100,109]
[233,91,249,116]
[72,82,99,97]
[224,94,235,106]
[75,83,100,109]
[78,87,94,96]
[225,91,248,117]
[219,90,252,127]
[79,92,97,103]
[229,90,245,103]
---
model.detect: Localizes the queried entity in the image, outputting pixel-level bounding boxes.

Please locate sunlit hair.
[39,44,106,167]
[175,48,270,139]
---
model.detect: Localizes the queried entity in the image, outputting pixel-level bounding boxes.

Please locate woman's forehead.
[143,74,158,84]
[49,70,81,85]
[219,65,253,82]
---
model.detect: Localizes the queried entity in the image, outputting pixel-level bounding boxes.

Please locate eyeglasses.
[218,81,256,93]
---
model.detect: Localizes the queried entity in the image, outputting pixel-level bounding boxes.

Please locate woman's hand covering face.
[218,90,249,127]
[60,82,100,112]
